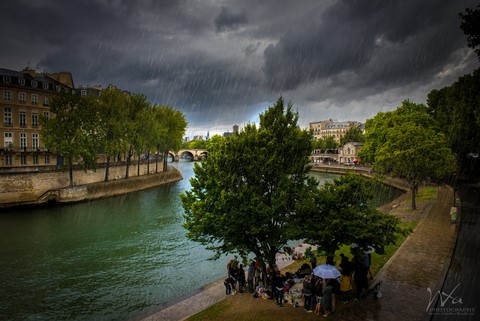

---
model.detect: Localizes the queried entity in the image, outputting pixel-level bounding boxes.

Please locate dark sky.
[1,0,479,137]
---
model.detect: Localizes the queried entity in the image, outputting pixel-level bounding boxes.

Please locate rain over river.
[0,161,402,321]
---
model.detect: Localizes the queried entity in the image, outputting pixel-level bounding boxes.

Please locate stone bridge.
[168,149,207,161]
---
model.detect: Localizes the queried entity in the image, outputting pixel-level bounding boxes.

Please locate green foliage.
[302,174,403,256]
[339,126,365,146]
[427,69,480,175]
[359,101,456,209]
[181,97,316,267]
[460,4,480,60]
[153,105,188,171]
[182,140,207,149]
[40,92,102,187]
[312,136,338,152]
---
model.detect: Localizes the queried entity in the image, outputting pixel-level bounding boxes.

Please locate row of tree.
[40,86,187,187]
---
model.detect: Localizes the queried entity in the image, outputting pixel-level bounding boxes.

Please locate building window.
[4,132,13,150]
[81,89,87,96]
[31,93,38,104]
[20,111,26,127]
[19,78,25,85]
[43,96,49,106]
[20,154,27,165]
[32,133,39,151]
[33,154,39,165]
[4,107,12,126]
[43,82,49,90]
[3,76,11,83]
[45,153,50,164]
[43,111,50,119]
[19,92,26,103]
[5,155,13,165]
[20,133,27,151]
[56,85,61,92]
[31,80,38,88]
[32,112,38,127]
[3,90,11,101]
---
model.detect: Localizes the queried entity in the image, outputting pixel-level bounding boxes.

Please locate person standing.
[302,274,314,312]
[309,252,317,269]
[339,254,353,303]
[247,261,255,293]
[237,264,246,293]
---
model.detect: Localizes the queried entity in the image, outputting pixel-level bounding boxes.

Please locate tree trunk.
[155,153,159,173]
[104,156,110,182]
[137,153,141,176]
[68,159,74,188]
[411,183,417,210]
[163,151,168,172]
[147,152,150,175]
[125,147,132,179]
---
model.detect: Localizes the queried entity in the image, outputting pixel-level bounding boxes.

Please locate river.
[0,161,402,321]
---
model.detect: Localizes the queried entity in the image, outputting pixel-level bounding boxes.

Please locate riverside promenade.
[135,185,459,321]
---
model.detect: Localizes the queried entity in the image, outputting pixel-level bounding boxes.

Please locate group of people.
[223,250,374,318]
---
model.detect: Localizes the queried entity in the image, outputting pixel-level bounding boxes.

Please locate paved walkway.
[136,185,458,321]
[330,185,458,321]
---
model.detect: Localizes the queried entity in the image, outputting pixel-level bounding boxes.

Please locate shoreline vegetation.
[183,186,436,321]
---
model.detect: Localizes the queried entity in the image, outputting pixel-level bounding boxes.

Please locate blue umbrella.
[313,264,341,279]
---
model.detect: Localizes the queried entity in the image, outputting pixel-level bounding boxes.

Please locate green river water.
[0,161,402,321]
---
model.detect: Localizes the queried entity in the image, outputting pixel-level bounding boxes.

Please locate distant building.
[224,124,240,137]
[309,119,362,142]
[338,142,364,164]
[1,67,74,170]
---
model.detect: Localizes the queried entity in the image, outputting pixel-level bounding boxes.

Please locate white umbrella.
[312,264,341,279]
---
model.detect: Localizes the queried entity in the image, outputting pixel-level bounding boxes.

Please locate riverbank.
[0,166,182,209]
[136,184,458,321]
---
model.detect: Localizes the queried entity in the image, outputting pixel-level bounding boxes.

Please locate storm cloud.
[1,0,478,136]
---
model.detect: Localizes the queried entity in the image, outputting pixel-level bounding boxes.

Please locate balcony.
[3,122,13,127]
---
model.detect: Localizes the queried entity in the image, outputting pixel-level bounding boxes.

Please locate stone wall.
[0,162,177,207]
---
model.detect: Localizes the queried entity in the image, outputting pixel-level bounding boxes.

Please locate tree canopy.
[41,88,187,184]
[301,174,402,256]
[339,126,365,146]
[40,92,102,187]
[359,101,456,209]
[427,69,480,178]
[181,97,316,268]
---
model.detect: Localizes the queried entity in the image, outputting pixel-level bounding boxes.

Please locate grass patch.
[416,186,438,201]
[187,299,233,321]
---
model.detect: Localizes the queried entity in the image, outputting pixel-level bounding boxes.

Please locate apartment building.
[0,67,74,170]
[309,119,362,142]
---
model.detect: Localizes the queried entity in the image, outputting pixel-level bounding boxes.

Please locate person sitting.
[224,276,236,295]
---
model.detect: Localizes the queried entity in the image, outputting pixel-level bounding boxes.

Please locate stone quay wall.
[0,163,182,208]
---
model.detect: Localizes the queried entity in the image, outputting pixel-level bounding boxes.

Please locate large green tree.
[181,97,316,270]
[427,69,480,178]
[97,86,129,182]
[41,92,102,187]
[359,101,456,209]
[123,93,150,178]
[301,174,402,256]
[153,105,187,172]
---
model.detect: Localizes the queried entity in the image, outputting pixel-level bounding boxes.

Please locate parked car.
[343,161,353,166]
